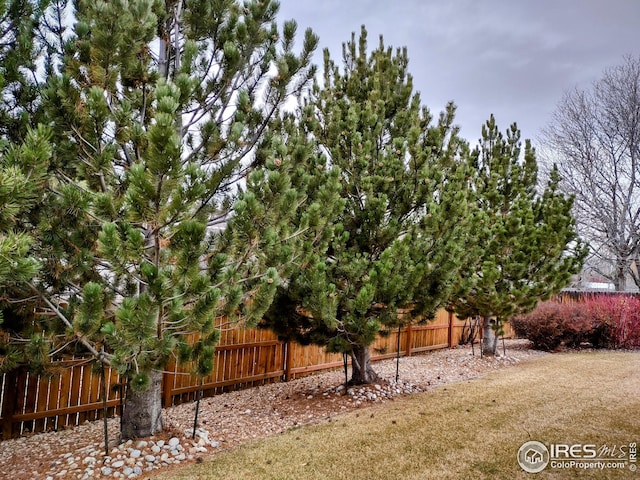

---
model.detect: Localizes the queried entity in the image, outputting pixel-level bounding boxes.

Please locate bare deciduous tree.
[542,55,640,291]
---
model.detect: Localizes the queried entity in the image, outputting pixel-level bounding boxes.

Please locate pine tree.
[0,126,52,371]
[452,116,586,354]
[8,0,320,439]
[262,27,471,384]
[0,0,65,373]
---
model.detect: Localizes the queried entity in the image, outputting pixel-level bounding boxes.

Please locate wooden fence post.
[448,310,454,348]
[1,369,19,439]
[405,324,413,357]
[162,371,174,408]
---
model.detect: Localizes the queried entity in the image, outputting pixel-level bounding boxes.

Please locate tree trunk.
[482,316,498,356]
[121,370,164,440]
[615,261,627,292]
[350,344,381,385]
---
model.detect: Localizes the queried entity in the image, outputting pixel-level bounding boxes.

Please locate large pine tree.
[452,116,586,354]
[4,0,325,439]
[262,27,472,384]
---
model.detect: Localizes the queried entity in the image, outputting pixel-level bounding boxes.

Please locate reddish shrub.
[512,302,567,350]
[511,300,606,350]
[512,295,640,350]
[584,295,640,349]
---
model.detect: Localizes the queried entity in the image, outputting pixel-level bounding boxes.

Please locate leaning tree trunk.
[121,370,164,440]
[350,344,381,385]
[482,316,498,356]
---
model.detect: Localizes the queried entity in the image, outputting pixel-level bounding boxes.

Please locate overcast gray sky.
[277,0,640,144]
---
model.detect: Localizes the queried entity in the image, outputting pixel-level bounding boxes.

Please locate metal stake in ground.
[117,382,125,434]
[100,359,109,458]
[395,325,401,382]
[343,352,348,391]
[192,378,204,439]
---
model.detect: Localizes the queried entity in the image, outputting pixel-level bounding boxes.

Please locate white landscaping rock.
[0,340,544,479]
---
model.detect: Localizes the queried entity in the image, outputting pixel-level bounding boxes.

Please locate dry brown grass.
[154,351,640,479]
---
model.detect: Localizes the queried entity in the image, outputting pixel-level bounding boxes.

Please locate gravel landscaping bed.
[0,340,546,480]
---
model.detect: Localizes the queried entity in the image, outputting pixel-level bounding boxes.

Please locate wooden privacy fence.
[556,289,640,303]
[0,309,504,439]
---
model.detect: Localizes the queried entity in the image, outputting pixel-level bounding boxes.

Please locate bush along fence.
[0,308,512,439]
[512,290,640,351]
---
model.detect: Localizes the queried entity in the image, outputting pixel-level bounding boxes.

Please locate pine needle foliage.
[263,27,473,384]
[451,116,586,351]
[0,0,329,438]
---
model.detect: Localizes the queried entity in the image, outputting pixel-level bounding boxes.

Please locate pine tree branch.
[281,225,310,243]
[180,37,277,133]
[27,282,111,365]
[207,213,229,228]
[50,339,76,357]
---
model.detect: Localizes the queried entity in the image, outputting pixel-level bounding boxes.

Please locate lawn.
[154,351,640,479]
